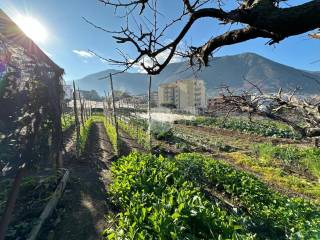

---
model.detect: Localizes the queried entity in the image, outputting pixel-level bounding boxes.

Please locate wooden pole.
[147,75,152,152]
[107,92,111,123]
[83,100,86,121]
[73,81,80,158]
[109,73,119,155]
[84,100,88,121]
[104,90,108,118]
[78,87,85,127]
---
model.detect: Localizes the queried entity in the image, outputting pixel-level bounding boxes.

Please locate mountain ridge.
[75,52,320,96]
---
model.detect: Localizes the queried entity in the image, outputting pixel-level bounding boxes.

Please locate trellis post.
[147,75,152,152]
[78,87,85,127]
[109,73,119,155]
[73,81,80,158]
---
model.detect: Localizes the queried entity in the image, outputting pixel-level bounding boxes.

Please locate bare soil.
[119,129,146,155]
[175,124,312,150]
[39,122,115,240]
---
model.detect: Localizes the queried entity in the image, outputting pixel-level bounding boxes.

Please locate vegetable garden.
[1,8,320,240]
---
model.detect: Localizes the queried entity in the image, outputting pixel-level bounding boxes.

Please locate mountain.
[75,52,320,96]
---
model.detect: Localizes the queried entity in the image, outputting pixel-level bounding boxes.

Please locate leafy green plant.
[105,152,254,239]
[104,117,118,154]
[118,119,149,149]
[61,113,75,132]
[79,117,94,153]
[175,117,301,139]
[175,153,320,239]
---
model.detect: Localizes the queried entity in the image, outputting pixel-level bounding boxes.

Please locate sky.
[0,0,319,83]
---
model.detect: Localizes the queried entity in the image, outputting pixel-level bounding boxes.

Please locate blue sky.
[0,0,319,82]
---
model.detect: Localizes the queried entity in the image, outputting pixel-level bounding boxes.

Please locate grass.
[254,144,320,179]
[226,151,320,199]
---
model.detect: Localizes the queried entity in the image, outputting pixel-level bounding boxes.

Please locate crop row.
[79,117,94,153]
[119,116,196,152]
[175,153,320,239]
[103,116,118,154]
[105,152,320,239]
[174,129,235,152]
[118,118,149,149]
[175,117,300,139]
[61,113,75,132]
[105,152,254,239]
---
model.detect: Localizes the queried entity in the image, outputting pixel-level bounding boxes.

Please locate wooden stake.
[109,74,119,155]
[78,87,85,127]
[104,90,108,117]
[72,81,80,158]
[147,75,152,152]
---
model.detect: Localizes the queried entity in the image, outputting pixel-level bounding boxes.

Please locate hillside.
[75,52,320,96]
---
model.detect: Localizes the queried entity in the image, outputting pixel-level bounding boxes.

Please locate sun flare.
[14,14,48,43]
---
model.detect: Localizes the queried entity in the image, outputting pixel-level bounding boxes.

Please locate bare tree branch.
[88,0,320,74]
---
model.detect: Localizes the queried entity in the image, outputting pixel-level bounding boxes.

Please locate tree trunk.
[0,167,27,240]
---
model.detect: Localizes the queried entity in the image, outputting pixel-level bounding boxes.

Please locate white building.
[158,79,206,113]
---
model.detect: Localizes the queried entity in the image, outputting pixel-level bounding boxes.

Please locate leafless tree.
[218,85,320,139]
[86,0,320,75]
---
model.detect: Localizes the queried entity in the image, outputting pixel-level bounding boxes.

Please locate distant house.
[158,79,206,113]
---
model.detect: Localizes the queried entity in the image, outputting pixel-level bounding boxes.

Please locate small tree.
[218,85,320,141]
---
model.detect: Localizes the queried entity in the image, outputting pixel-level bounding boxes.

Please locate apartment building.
[158,79,206,112]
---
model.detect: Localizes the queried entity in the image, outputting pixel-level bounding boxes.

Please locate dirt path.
[41,122,115,240]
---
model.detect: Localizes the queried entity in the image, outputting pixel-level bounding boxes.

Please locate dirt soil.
[119,129,146,155]
[175,124,312,150]
[39,122,115,240]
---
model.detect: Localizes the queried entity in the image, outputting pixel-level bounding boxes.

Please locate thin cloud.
[73,49,94,58]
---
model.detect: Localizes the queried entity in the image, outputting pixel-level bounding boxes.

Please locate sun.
[14,14,48,43]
